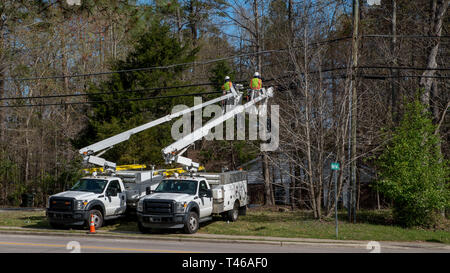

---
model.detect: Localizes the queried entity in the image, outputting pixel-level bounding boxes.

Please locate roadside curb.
[0,226,448,252]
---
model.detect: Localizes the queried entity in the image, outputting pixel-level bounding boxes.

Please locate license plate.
[150,217,161,222]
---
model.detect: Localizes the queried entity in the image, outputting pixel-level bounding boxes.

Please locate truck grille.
[49,197,74,212]
[143,200,174,214]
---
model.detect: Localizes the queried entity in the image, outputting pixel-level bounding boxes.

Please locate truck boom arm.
[80,87,240,170]
[163,87,273,171]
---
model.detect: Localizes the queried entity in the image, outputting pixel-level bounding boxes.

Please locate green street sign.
[331,162,340,171]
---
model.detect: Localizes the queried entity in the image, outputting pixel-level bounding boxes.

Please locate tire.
[49,222,64,229]
[238,205,247,216]
[227,201,239,222]
[220,212,228,221]
[138,222,150,234]
[183,211,199,234]
[87,209,103,229]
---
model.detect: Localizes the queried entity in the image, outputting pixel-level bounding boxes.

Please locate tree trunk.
[420,0,449,106]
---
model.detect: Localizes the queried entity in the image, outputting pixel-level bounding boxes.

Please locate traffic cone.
[88,213,96,234]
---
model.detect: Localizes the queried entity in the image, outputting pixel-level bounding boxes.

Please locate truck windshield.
[154,179,197,195]
[69,179,108,194]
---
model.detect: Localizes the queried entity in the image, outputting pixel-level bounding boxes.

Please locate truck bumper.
[46,209,89,226]
[137,212,186,229]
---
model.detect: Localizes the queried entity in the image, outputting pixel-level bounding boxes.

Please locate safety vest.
[250,77,262,90]
[222,81,232,92]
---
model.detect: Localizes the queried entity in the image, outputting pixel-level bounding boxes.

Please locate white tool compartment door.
[198,180,213,218]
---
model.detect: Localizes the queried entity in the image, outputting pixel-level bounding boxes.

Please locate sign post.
[331,162,340,239]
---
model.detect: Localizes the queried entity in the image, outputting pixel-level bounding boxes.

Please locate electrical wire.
[0,90,223,108]
[2,65,449,102]
[5,34,448,82]
[2,72,448,108]
[0,49,285,82]
[0,82,216,101]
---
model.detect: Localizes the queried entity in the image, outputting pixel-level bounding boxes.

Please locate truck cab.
[46,176,127,229]
[137,171,248,234]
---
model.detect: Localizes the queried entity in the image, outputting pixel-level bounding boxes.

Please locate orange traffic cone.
[88,213,96,234]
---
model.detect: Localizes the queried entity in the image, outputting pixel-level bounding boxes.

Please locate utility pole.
[391,0,399,123]
[253,0,262,70]
[350,0,360,224]
[253,0,272,206]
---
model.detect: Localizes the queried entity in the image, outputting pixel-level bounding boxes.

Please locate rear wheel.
[183,211,199,234]
[227,201,239,222]
[238,205,247,216]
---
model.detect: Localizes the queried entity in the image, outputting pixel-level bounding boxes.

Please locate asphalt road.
[0,233,447,253]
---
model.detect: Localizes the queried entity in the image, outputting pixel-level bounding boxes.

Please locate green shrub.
[376,99,449,227]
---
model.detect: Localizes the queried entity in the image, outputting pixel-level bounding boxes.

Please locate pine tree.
[75,21,199,166]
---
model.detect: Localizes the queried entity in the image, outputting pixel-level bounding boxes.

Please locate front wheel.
[138,222,150,234]
[87,209,103,229]
[49,222,65,229]
[183,211,199,234]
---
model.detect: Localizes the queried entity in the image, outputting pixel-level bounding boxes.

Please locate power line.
[0,49,285,82]
[358,66,450,71]
[362,34,450,39]
[0,77,258,102]
[0,82,216,101]
[1,33,448,82]
[0,77,285,108]
[4,72,449,108]
[2,65,448,102]
[0,90,223,108]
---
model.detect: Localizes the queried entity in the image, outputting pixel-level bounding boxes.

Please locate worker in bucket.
[222,76,234,112]
[249,72,262,101]
[222,76,233,94]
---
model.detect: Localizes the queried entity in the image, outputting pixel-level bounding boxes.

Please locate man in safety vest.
[222,76,233,94]
[221,76,234,111]
[249,72,262,100]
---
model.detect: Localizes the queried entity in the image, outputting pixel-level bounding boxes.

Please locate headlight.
[174,202,187,213]
[137,200,144,212]
[74,200,88,210]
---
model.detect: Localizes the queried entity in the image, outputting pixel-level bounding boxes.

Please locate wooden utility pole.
[350,0,360,223]
[253,0,262,69]
[253,0,272,206]
[391,0,399,123]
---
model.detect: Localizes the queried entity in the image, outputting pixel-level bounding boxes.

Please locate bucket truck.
[136,87,274,234]
[46,86,242,229]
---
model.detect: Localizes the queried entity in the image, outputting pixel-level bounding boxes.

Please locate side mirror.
[200,189,212,198]
[145,187,153,195]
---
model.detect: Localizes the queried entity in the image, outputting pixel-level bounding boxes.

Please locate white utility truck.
[136,171,248,234]
[136,86,273,234]
[46,169,162,228]
[46,85,243,229]
[46,83,273,232]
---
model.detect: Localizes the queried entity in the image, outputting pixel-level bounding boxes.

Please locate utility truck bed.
[137,171,248,234]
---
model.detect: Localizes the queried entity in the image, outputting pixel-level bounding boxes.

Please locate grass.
[0,207,449,244]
